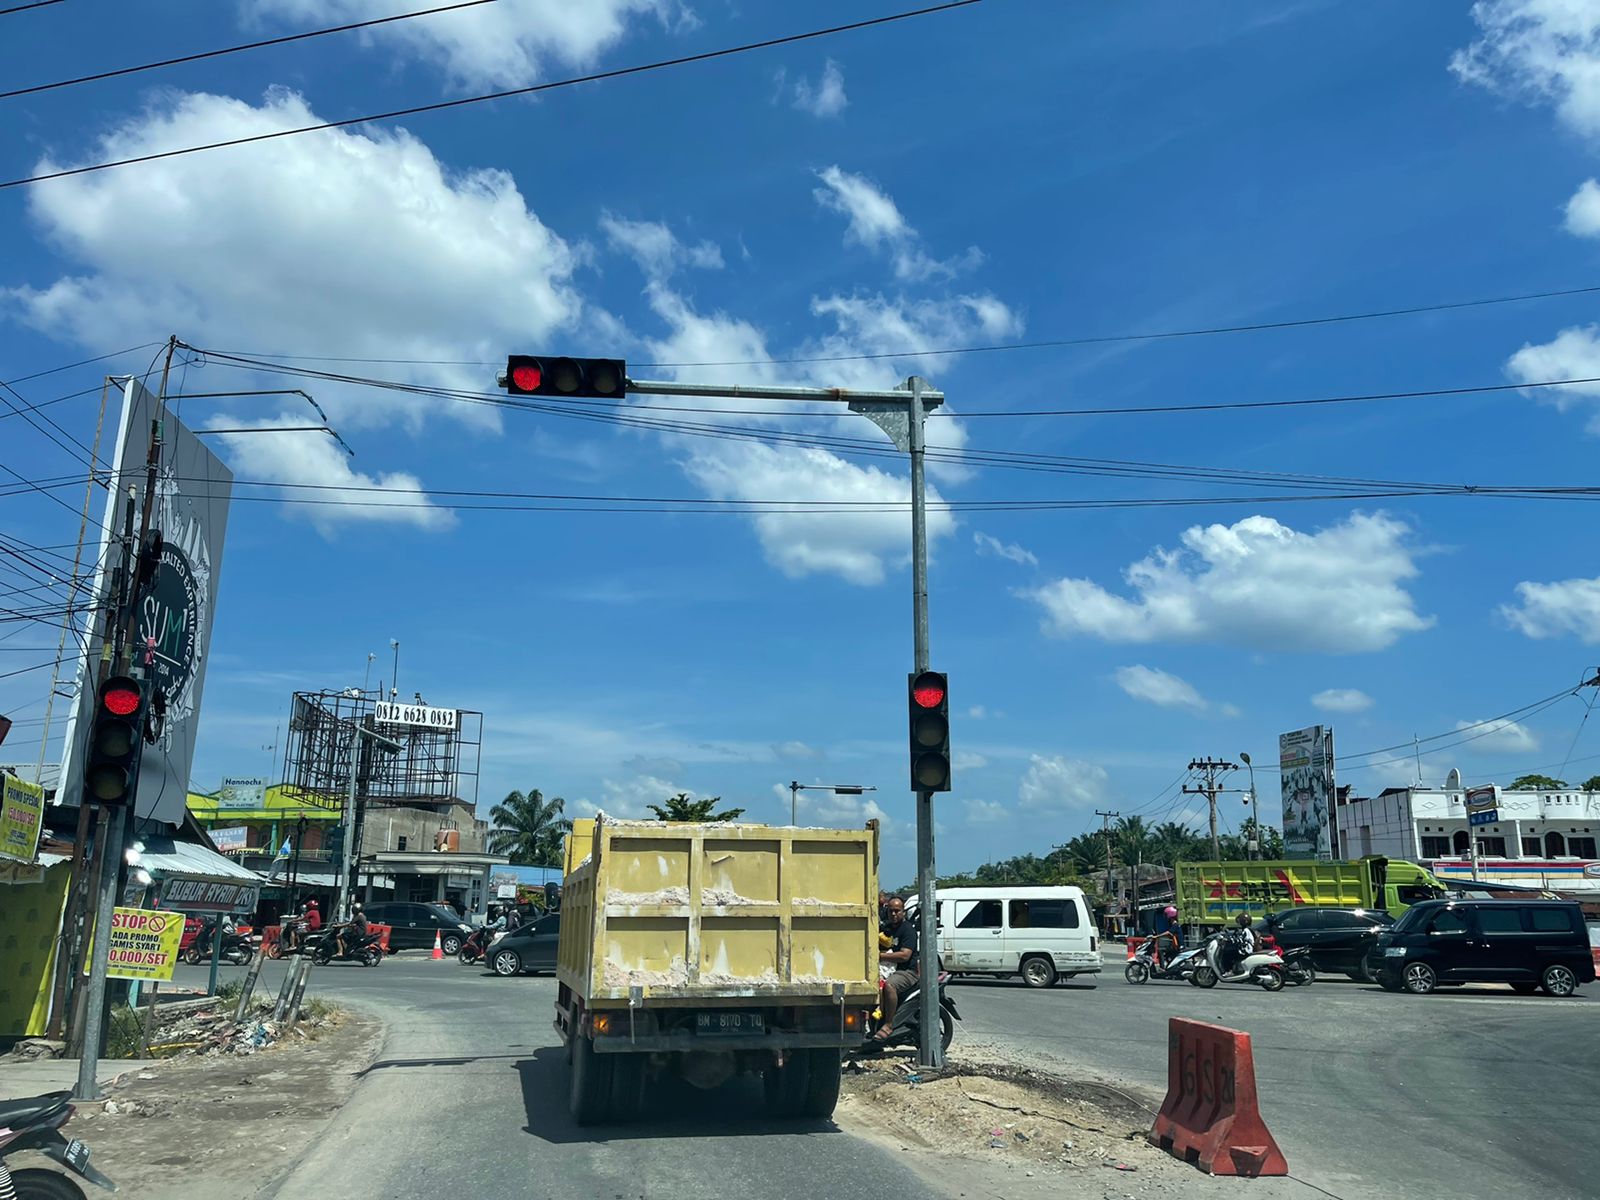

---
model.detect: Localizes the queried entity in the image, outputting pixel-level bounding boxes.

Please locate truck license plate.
[696,1012,764,1036]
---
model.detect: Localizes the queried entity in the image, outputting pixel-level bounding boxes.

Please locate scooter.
[0,1090,116,1199]
[182,920,253,966]
[859,972,960,1054]
[1124,935,1205,984]
[313,929,385,967]
[457,925,503,966]
[1258,934,1315,986]
[1189,929,1286,991]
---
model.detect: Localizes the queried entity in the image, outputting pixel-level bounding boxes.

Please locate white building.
[1340,786,1600,894]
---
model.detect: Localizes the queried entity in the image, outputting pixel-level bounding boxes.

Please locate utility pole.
[1095,809,1119,898]
[335,719,401,920]
[1186,758,1239,862]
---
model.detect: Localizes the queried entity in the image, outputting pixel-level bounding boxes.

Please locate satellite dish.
[1444,768,1462,790]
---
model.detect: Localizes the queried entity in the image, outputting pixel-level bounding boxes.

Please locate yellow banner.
[100,906,185,982]
[1,774,45,864]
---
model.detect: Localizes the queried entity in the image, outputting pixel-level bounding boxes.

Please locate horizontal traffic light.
[908,670,951,793]
[504,355,626,400]
[86,675,145,804]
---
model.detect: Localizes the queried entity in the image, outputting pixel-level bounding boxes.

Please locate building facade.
[1340,786,1600,894]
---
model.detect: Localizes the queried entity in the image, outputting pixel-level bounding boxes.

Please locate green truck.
[1175,856,1445,929]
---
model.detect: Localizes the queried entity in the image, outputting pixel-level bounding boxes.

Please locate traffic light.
[84,675,145,805]
[503,355,627,400]
[908,670,951,793]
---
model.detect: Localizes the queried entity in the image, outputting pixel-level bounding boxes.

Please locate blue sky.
[6,1,1600,885]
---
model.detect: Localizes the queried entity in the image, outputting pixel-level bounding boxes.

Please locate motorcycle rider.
[1226,912,1257,971]
[334,902,370,959]
[1152,905,1182,966]
[872,895,919,1041]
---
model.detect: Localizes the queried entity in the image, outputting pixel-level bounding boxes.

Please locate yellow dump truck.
[554,816,879,1124]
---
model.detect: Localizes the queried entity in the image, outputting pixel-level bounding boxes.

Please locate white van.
[929,885,1100,988]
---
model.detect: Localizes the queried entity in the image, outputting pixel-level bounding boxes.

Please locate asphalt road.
[950,953,1599,1200]
[167,950,1597,1200]
[171,956,939,1200]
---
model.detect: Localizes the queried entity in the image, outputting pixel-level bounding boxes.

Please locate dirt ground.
[11,1007,384,1200]
[835,1047,1301,1200]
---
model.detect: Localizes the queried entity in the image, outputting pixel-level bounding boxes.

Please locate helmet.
[308,899,319,909]
[352,902,362,912]
[1234,913,1251,928]
[1163,906,1177,918]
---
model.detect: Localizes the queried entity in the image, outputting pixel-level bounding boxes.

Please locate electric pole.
[1095,809,1120,899]
[1186,758,1239,862]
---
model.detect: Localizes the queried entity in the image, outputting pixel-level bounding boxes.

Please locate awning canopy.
[141,834,265,914]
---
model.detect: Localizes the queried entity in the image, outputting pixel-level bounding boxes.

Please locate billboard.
[58,377,233,826]
[1280,725,1336,860]
[217,777,266,809]
[210,825,249,853]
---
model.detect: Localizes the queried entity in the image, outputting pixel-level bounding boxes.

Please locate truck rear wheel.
[762,1052,812,1117]
[569,1035,614,1125]
[799,1049,842,1119]
[609,1054,647,1122]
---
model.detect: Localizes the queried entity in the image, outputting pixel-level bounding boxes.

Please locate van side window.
[1429,910,1469,935]
[1475,907,1523,934]
[1527,908,1576,934]
[956,900,1002,929]
[1010,899,1080,928]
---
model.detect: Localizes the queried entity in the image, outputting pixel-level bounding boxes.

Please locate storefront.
[359,850,509,916]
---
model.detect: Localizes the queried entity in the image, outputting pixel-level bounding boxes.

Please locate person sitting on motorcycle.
[281,902,309,953]
[334,903,370,959]
[1152,905,1181,965]
[1226,912,1257,971]
[872,895,919,1041]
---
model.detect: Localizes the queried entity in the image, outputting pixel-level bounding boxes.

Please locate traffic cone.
[431,929,443,960]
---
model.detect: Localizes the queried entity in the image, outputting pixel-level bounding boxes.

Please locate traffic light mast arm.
[625,378,945,406]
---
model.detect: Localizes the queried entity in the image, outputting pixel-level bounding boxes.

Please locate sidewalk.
[0,1059,127,1102]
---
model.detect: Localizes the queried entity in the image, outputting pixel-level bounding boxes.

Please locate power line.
[1339,686,1585,764]
[0,1,983,189]
[1,0,500,101]
[0,340,164,388]
[0,0,65,16]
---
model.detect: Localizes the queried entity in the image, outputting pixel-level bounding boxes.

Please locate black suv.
[1368,899,1595,997]
[1260,907,1392,980]
[485,912,561,977]
[364,902,474,954]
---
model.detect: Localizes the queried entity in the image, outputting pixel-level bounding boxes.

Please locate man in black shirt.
[874,895,919,1039]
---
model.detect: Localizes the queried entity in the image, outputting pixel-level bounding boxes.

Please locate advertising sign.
[217,777,266,809]
[209,826,249,853]
[1280,725,1337,860]
[58,378,232,826]
[1,774,45,864]
[96,906,185,981]
[1465,785,1499,828]
[374,701,458,731]
[158,877,259,915]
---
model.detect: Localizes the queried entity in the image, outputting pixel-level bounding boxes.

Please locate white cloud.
[253,0,686,91]
[974,531,1037,567]
[1501,574,1600,642]
[8,88,585,450]
[772,740,824,761]
[1452,0,1600,138]
[967,705,987,720]
[1021,513,1433,653]
[580,773,690,819]
[778,782,895,833]
[953,750,989,771]
[1564,177,1600,236]
[214,418,453,533]
[1505,323,1600,433]
[1113,665,1208,712]
[964,798,1007,823]
[1311,688,1374,714]
[601,213,722,279]
[1017,754,1110,813]
[791,60,849,118]
[1456,717,1540,753]
[813,166,983,282]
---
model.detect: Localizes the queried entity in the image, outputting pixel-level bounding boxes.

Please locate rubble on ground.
[142,999,340,1058]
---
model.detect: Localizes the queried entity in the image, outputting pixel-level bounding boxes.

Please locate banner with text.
[1280,725,1336,860]
[1,774,45,864]
[97,906,185,981]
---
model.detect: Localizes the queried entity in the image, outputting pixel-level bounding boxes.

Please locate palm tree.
[1115,815,1152,866]
[1060,832,1107,876]
[1149,821,1202,867]
[488,788,571,867]
[647,792,746,822]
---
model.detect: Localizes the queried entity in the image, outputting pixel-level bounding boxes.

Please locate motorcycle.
[859,972,960,1054]
[1124,935,1205,984]
[0,1090,115,1199]
[312,928,384,967]
[1188,929,1286,991]
[182,919,254,966]
[457,925,503,966]
[1258,934,1315,986]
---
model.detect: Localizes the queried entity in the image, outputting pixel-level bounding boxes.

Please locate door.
[1004,896,1090,974]
[1469,905,1532,981]
[525,914,562,971]
[1307,910,1365,972]
[946,898,1005,971]
[394,903,427,949]
[1266,909,1317,957]
[1423,906,1475,980]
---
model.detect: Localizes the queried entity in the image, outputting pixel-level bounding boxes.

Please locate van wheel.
[1403,963,1437,994]
[441,933,464,956]
[1020,955,1057,989]
[1541,964,1578,997]
[569,1035,614,1125]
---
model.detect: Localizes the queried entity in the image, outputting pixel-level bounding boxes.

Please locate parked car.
[1368,899,1596,996]
[364,902,474,954]
[927,885,1100,988]
[1260,907,1392,981]
[486,911,561,976]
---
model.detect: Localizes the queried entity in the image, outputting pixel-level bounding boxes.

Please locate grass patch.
[215,979,242,1003]
[104,1005,144,1059]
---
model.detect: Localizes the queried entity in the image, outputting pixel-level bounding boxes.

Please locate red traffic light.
[509,361,543,392]
[102,679,141,716]
[911,672,946,709]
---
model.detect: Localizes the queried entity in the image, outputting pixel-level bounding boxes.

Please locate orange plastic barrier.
[1126,935,1144,960]
[1149,1017,1287,1178]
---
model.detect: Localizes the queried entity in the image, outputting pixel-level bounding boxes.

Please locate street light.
[1240,751,1258,861]
[389,639,400,699]
[787,781,876,827]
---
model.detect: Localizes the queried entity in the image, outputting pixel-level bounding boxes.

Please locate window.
[1396,885,1438,906]
[1429,910,1469,935]
[1527,908,1576,933]
[1475,907,1523,934]
[1476,837,1507,857]
[397,835,409,851]
[1545,831,1567,857]
[1010,899,1079,929]
[1521,837,1542,857]
[956,900,1002,929]
[1421,836,1452,858]
[1271,910,1310,930]
[1452,831,1470,854]
[1569,836,1597,858]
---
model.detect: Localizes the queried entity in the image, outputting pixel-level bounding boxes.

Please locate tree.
[647,792,746,822]
[1115,815,1152,867]
[1509,774,1566,791]
[1149,821,1203,868]
[1059,832,1108,876]
[488,788,572,867]
[1580,775,1600,793]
